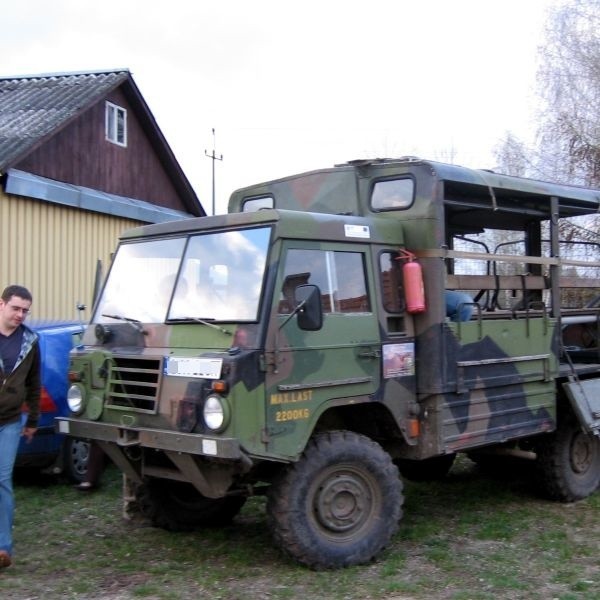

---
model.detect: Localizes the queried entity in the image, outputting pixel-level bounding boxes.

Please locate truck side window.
[279,249,370,314]
[242,196,274,212]
[380,252,405,313]
[371,178,414,210]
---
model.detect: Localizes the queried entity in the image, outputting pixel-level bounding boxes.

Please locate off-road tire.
[536,415,600,502]
[136,479,246,531]
[63,437,90,483]
[395,453,456,481]
[266,430,403,570]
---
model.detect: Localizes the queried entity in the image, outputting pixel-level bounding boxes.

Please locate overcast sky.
[2,0,555,214]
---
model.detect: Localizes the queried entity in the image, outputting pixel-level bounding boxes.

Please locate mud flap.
[562,379,600,436]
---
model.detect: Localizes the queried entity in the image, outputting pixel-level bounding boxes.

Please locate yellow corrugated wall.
[0,191,144,320]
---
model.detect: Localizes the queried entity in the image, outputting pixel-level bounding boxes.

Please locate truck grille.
[106,355,163,413]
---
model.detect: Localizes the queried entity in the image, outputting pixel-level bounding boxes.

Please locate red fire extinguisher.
[396,249,426,314]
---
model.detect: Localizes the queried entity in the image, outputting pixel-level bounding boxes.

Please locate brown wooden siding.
[0,190,143,319]
[14,88,187,212]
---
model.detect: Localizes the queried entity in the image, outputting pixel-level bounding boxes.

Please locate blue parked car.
[16,320,89,482]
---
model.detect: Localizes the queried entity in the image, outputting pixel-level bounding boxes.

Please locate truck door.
[264,242,381,457]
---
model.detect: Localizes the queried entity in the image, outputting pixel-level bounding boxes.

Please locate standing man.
[0,285,40,569]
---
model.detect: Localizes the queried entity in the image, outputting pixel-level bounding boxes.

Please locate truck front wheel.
[136,479,246,531]
[267,430,403,569]
[536,415,600,502]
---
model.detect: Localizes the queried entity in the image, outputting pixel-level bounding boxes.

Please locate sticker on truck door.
[383,343,415,378]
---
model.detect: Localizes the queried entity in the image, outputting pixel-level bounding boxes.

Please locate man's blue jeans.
[445,290,474,322]
[0,419,22,556]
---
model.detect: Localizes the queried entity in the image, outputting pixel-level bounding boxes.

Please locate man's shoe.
[0,550,11,568]
[74,481,96,492]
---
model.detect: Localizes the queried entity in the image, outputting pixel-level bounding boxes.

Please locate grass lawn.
[1,456,598,599]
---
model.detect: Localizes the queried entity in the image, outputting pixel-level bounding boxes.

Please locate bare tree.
[493,132,530,178]
[495,0,600,187]
[537,0,600,185]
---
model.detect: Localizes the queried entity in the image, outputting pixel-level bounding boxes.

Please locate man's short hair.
[1,284,33,303]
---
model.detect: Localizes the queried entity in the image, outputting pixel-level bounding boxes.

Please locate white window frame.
[105,101,127,147]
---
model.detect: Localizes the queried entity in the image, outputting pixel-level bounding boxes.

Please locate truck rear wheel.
[536,415,600,502]
[267,430,403,569]
[136,479,246,531]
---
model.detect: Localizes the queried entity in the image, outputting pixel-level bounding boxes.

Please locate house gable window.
[105,101,127,147]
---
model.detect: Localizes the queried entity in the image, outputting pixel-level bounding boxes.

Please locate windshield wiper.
[101,313,148,335]
[169,316,232,335]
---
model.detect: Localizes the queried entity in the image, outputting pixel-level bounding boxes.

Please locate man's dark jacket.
[0,325,41,427]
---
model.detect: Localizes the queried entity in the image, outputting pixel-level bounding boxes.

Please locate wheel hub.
[570,432,593,474]
[69,439,90,477]
[314,473,371,532]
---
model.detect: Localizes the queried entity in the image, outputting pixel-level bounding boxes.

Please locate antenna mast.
[204,128,223,216]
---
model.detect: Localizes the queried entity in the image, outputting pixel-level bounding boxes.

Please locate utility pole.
[205,128,223,216]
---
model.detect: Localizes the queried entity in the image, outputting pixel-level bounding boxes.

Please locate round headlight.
[67,384,85,414]
[203,394,227,431]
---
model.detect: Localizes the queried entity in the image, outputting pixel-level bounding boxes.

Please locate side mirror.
[295,284,323,331]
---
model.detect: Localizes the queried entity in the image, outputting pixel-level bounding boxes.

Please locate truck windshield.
[93,227,271,324]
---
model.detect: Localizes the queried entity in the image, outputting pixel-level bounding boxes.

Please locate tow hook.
[117,428,140,447]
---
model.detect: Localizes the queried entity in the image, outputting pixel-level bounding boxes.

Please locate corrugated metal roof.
[5,169,192,223]
[0,69,129,170]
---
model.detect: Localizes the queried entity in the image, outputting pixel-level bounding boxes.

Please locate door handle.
[358,348,381,359]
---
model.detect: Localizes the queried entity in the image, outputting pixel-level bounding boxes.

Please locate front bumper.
[55,417,244,460]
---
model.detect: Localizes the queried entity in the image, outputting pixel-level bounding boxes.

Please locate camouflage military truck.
[58,157,600,569]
